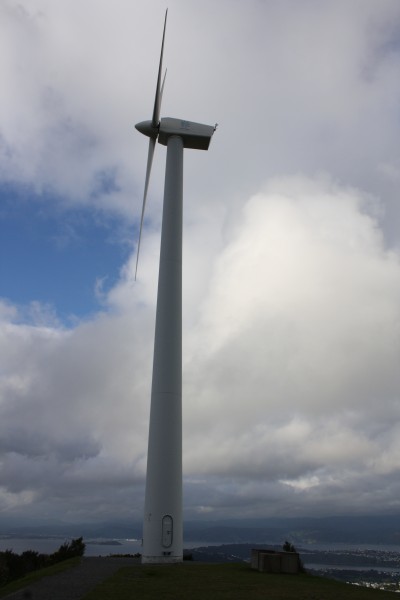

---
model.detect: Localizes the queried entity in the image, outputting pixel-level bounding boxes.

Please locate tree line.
[0,537,85,587]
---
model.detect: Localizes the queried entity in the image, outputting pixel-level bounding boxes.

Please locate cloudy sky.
[0,0,399,527]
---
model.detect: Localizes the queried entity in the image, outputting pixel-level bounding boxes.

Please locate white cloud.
[1,174,399,520]
[181,175,400,516]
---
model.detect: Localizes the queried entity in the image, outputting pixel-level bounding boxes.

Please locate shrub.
[283,541,296,553]
[51,537,86,564]
[0,537,86,588]
[282,540,305,573]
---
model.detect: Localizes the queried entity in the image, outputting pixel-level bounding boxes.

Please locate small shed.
[251,549,301,574]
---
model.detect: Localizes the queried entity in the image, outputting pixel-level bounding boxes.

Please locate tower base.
[141,553,183,564]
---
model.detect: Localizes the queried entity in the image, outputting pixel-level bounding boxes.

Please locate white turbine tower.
[135,11,215,564]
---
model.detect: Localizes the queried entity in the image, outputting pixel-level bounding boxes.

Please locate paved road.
[3,556,137,600]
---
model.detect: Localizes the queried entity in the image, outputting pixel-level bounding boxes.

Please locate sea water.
[2,537,400,573]
[0,537,221,557]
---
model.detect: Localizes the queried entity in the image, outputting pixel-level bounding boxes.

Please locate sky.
[0,0,399,528]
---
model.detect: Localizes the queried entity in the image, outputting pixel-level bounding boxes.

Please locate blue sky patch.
[0,183,131,321]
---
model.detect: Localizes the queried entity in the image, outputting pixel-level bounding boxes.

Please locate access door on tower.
[162,514,173,547]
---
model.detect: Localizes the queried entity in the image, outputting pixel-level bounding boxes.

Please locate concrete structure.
[251,549,301,574]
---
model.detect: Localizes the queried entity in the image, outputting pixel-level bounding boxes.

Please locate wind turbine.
[135,10,216,564]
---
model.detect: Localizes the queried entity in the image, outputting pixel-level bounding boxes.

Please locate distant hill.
[1,515,400,546]
[184,515,400,546]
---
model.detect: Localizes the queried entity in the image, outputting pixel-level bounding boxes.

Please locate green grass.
[0,557,80,598]
[81,563,397,600]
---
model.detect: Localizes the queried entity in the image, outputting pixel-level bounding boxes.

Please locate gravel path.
[3,556,138,600]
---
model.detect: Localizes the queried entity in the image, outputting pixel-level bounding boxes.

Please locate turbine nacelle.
[135,117,215,151]
[159,117,214,150]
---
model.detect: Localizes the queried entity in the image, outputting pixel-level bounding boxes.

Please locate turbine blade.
[135,136,156,279]
[151,9,168,128]
[160,68,167,106]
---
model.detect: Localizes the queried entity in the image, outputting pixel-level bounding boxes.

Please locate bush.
[282,540,306,573]
[51,537,86,564]
[0,556,10,586]
[0,537,85,588]
[283,540,296,553]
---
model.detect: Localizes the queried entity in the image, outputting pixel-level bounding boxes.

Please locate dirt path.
[3,556,138,600]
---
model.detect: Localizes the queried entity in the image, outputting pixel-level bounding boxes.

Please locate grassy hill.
[0,557,80,598]
[81,563,397,600]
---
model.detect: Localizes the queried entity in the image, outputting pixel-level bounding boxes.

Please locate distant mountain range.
[1,515,400,546]
[184,515,400,545]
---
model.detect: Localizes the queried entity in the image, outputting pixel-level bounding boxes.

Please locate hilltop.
[81,562,397,600]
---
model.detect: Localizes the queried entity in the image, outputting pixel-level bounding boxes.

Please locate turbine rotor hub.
[135,120,159,138]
